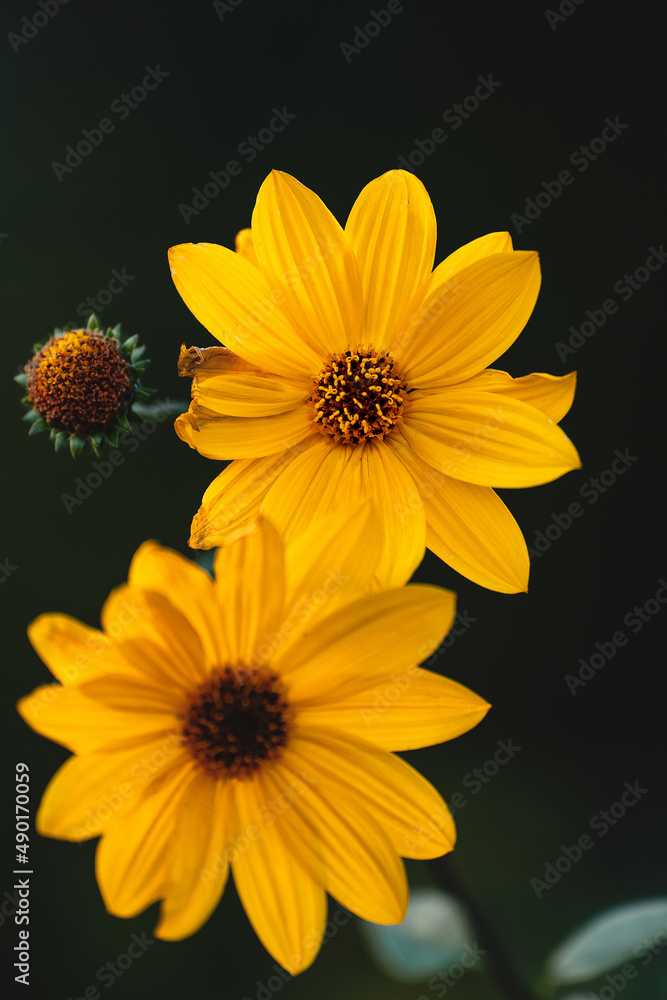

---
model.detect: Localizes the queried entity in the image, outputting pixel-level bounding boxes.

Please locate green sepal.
[14,372,28,387]
[105,429,120,448]
[32,342,43,354]
[122,334,139,352]
[21,395,31,406]
[53,431,69,452]
[28,418,47,435]
[110,324,122,339]
[87,314,100,331]
[117,413,133,433]
[69,435,86,459]
[130,345,146,362]
[22,410,41,423]
[133,388,152,401]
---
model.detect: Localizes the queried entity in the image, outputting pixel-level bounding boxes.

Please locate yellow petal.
[262,437,426,589]
[424,231,513,296]
[267,748,408,924]
[395,252,541,386]
[393,437,529,592]
[299,670,490,753]
[274,585,455,702]
[403,389,581,487]
[231,778,327,974]
[17,684,179,755]
[291,729,455,860]
[235,227,259,267]
[192,370,309,417]
[128,541,227,669]
[458,369,577,424]
[251,170,363,357]
[36,741,183,841]
[78,674,187,714]
[345,170,436,349]
[168,242,321,378]
[101,585,206,687]
[212,518,286,666]
[96,759,197,918]
[27,614,134,686]
[175,400,316,460]
[188,439,318,549]
[156,775,232,940]
[282,502,384,643]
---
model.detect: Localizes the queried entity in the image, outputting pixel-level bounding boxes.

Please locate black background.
[1,1,665,998]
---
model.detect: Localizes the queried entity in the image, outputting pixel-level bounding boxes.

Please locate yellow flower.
[170,169,580,593]
[17,509,489,974]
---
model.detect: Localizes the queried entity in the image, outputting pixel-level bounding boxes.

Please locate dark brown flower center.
[309,348,408,445]
[25,329,133,436]
[181,667,291,779]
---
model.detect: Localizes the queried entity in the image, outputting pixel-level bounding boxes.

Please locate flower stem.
[427,854,539,1000]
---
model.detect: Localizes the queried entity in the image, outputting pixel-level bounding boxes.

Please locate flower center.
[181,666,292,779]
[309,348,408,445]
[25,329,134,436]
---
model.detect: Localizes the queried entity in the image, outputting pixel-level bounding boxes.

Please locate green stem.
[427,854,539,1000]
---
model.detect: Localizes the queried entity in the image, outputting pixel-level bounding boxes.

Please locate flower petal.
[402,389,581,487]
[235,227,259,267]
[27,614,133,686]
[345,170,436,349]
[424,231,513,296]
[251,170,363,356]
[395,252,541,386]
[36,741,184,841]
[262,437,425,589]
[231,777,327,974]
[169,242,322,378]
[101,585,206,687]
[192,371,309,417]
[188,439,319,549]
[175,401,316,460]
[128,541,227,669]
[274,585,455,702]
[299,670,490,752]
[294,729,456,859]
[393,437,529,592]
[156,774,232,941]
[96,759,197,918]
[268,747,408,924]
[17,684,180,755]
[458,369,577,424]
[212,518,286,666]
[177,344,258,378]
[78,673,187,714]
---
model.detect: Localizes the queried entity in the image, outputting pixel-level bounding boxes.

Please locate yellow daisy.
[170,169,580,594]
[17,508,489,974]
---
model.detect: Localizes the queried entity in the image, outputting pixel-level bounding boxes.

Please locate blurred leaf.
[545,898,667,984]
[359,887,475,983]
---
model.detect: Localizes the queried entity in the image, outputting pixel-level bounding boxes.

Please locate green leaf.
[360,888,477,983]
[69,435,86,459]
[545,898,667,984]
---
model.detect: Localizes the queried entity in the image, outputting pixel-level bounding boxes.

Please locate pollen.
[25,329,134,436]
[309,348,408,445]
[181,666,292,780]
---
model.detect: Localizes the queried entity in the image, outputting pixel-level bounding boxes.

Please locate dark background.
[1,1,665,998]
